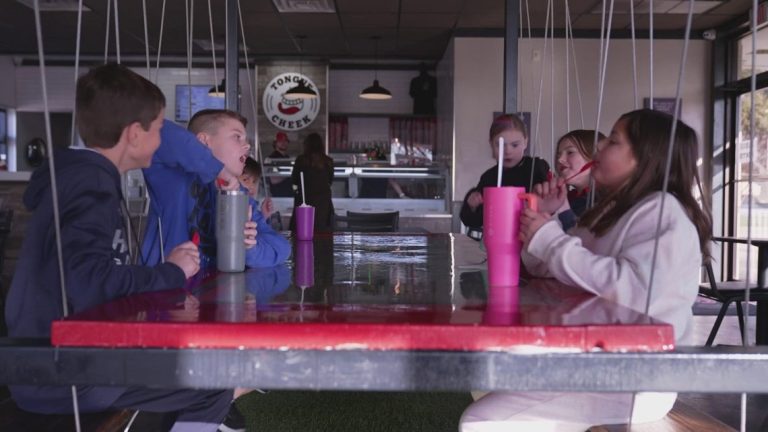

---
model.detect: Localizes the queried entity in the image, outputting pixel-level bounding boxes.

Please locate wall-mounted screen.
[175,85,225,122]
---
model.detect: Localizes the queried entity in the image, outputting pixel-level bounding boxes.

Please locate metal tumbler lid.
[219,190,245,196]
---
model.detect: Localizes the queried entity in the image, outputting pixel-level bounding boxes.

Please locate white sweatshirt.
[522,192,701,345]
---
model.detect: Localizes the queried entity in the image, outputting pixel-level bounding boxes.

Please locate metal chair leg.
[706,299,733,346]
[736,300,746,343]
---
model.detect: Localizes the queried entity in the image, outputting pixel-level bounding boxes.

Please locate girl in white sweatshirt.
[460,109,712,432]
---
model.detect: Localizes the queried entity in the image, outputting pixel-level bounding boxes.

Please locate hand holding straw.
[496,137,504,187]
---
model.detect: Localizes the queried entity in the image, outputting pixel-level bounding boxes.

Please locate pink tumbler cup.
[483,186,537,286]
[295,205,315,241]
[295,240,315,288]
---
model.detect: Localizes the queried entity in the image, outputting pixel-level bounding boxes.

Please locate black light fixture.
[360,36,391,100]
[208,79,225,98]
[284,36,318,100]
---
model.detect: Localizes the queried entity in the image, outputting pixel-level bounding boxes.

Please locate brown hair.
[76,64,165,149]
[302,133,330,169]
[242,156,262,179]
[489,114,527,141]
[556,129,606,162]
[188,109,247,135]
[578,109,712,258]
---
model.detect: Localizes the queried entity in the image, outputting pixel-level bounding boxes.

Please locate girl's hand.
[260,197,275,220]
[532,178,568,215]
[467,191,483,210]
[244,221,258,249]
[519,207,551,245]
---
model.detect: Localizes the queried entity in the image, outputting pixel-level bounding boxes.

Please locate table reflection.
[54,234,674,352]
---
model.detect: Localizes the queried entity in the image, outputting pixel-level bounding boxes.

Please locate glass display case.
[262,155,450,218]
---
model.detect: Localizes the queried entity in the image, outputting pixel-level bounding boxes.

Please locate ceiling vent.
[17,0,91,12]
[272,0,335,13]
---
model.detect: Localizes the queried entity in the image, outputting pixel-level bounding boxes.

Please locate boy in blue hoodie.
[5,65,242,431]
[142,110,290,270]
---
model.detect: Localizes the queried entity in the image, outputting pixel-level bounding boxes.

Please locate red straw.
[564,161,594,182]
[191,231,200,247]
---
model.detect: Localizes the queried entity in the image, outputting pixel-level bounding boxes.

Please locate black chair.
[334,211,399,232]
[698,261,768,346]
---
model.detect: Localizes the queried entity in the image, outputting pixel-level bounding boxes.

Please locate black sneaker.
[218,404,246,432]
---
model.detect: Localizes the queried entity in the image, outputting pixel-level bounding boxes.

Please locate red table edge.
[51,321,675,353]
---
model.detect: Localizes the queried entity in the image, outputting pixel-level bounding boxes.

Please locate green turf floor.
[236,391,473,432]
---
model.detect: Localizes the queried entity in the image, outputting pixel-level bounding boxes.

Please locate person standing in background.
[268,132,293,197]
[290,133,335,232]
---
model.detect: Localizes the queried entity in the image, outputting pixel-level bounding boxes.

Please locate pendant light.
[208,79,226,98]
[284,36,318,100]
[360,36,391,100]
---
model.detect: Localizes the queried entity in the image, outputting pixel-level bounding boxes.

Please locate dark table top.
[52,233,674,352]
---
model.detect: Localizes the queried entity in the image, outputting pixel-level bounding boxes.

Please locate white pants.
[460,392,676,432]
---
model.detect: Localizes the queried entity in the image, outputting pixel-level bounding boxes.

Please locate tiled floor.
[680,313,768,431]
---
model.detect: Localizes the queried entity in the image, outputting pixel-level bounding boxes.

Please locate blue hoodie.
[142,120,290,269]
[5,148,186,413]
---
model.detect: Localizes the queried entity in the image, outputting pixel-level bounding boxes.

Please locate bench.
[589,400,735,431]
[0,386,135,432]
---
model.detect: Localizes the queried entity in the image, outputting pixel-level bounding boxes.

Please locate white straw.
[300,171,307,205]
[497,137,504,187]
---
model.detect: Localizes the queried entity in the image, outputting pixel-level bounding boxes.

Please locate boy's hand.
[167,241,200,279]
[217,168,240,191]
[532,178,568,215]
[244,221,258,249]
[260,198,275,220]
[467,191,483,210]
[519,207,551,246]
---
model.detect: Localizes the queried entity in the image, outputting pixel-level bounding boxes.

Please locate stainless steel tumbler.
[216,190,248,272]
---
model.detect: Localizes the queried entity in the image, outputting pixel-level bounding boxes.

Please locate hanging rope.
[565,5,585,128]
[207,0,221,98]
[237,0,270,198]
[185,0,193,121]
[113,0,121,64]
[103,0,111,63]
[32,0,82,430]
[69,0,84,148]
[629,0,639,109]
[565,0,571,131]
[142,0,150,76]
[588,0,615,209]
[649,0,654,106]
[645,0,694,322]
[153,0,167,83]
[548,0,555,164]
[530,0,551,192]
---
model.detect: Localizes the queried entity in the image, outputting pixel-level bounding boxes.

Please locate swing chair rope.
[529,0,551,192]
[154,0,167,84]
[103,0,111,64]
[33,0,82,430]
[236,0,270,198]
[629,0,639,109]
[113,0,121,64]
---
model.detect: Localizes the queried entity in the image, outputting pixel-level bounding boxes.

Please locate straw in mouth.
[564,161,594,182]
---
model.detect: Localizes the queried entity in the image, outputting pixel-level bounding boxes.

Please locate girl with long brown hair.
[461,109,712,431]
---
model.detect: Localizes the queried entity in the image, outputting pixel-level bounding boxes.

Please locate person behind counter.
[459,114,550,235]
[290,133,335,231]
[268,131,294,197]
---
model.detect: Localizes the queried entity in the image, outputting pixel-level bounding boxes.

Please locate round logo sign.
[263,73,320,131]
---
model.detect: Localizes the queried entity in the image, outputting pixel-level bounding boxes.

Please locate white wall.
[451,37,712,201]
